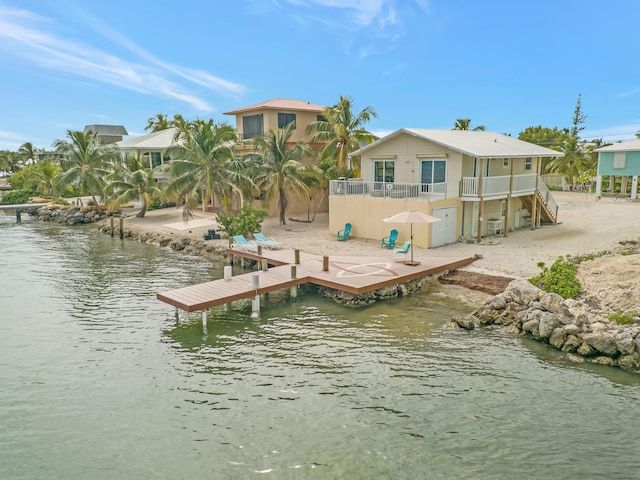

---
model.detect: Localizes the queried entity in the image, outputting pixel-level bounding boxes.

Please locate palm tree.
[453,118,485,131]
[307,95,378,175]
[22,161,59,197]
[18,142,38,165]
[164,120,248,220]
[106,155,163,217]
[52,130,118,214]
[145,114,170,132]
[545,137,589,189]
[248,122,317,225]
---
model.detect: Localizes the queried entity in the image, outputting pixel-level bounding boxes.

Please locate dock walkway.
[157,247,476,314]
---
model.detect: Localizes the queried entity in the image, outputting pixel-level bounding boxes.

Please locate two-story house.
[330,128,562,248]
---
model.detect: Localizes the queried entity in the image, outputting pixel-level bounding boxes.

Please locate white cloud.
[0,5,246,112]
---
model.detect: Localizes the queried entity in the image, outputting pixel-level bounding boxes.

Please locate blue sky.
[1,0,639,151]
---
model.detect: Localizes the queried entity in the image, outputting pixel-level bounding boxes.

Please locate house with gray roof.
[115,128,180,170]
[331,128,562,248]
[83,124,128,144]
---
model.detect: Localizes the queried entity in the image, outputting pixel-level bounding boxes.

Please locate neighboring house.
[330,129,562,248]
[224,98,329,217]
[223,98,326,145]
[115,128,180,173]
[593,139,640,199]
[83,124,128,144]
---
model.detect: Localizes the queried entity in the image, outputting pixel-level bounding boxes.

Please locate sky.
[1,0,640,151]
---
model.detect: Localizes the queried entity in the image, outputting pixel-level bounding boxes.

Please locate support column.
[251,273,260,318]
[632,176,638,200]
[595,175,602,198]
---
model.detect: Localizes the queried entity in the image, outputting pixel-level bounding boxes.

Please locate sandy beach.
[123,190,640,281]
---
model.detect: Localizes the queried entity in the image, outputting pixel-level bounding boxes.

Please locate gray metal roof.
[594,139,640,152]
[116,128,180,150]
[351,128,563,158]
[83,124,128,136]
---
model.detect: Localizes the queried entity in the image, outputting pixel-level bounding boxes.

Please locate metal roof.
[83,124,128,136]
[116,128,180,150]
[223,98,326,115]
[594,139,640,152]
[351,128,563,158]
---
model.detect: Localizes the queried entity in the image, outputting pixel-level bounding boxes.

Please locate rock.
[577,341,595,357]
[488,296,507,310]
[583,332,618,356]
[454,315,475,330]
[538,312,561,340]
[549,328,567,349]
[476,308,496,326]
[561,335,581,353]
[619,352,640,373]
[506,279,541,306]
[566,353,585,363]
[591,356,617,367]
[563,324,582,336]
[615,331,636,355]
[522,318,540,338]
[540,292,570,315]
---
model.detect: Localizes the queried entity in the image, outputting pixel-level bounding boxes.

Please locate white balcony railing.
[329,180,460,200]
[461,174,537,197]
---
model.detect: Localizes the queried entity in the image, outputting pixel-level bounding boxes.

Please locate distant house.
[593,139,640,199]
[224,98,329,216]
[83,124,128,144]
[331,129,562,248]
[115,128,179,171]
[223,98,326,145]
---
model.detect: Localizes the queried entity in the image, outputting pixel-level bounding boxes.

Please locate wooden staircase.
[520,182,558,224]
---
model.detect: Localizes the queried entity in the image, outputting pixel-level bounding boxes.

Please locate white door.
[431,206,458,247]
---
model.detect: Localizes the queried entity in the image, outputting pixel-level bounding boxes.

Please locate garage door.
[431,206,458,247]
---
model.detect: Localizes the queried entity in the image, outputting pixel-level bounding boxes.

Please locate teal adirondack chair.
[253,232,283,249]
[337,223,352,241]
[393,241,411,262]
[381,229,399,249]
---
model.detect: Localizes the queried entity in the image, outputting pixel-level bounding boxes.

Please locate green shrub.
[0,188,38,205]
[217,204,267,238]
[608,311,635,325]
[529,256,582,299]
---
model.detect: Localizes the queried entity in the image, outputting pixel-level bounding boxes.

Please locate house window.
[242,114,263,139]
[503,158,509,168]
[613,152,626,169]
[374,160,395,185]
[420,159,446,192]
[525,157,532,170]
[150,152,162,168]
[317,115,326,122]
[278,113,296,129]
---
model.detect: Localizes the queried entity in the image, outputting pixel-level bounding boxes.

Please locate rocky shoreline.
[448,279,640,374]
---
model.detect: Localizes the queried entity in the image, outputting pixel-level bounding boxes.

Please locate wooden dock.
[157,247,477,313]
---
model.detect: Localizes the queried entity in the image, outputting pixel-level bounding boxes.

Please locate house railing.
[329,179,459,200]
[537,177,558,216]
[461,174,537,197]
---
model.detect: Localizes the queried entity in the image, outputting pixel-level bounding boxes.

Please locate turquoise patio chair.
[253,232,283,249]
[337,223,352,241]
[392,241,411,262]
[381,229,399,249]
[232,235,259,252]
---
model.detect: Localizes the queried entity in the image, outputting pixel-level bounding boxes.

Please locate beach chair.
[381,229,399,249]
[232,235,259,252]
[337,222,352,241]
[392,241,411,262]
[253,232,283,249]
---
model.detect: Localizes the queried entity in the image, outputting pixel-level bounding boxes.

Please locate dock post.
[175,307,179,323]
[201,309,207,334]
[224,265,232,280]
[290,265,297,298]
[258,245,262,256]
[110,217,114,237]
[261,259,268,271]
[295,249,300,265]
[251,273,260,317]
[119,217,124,239]
[323,256,329,272]
[15,209,21,223]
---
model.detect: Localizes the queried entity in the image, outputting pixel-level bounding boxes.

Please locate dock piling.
[251,273,260,317]
[294,249,300,265]
[119,217,124,239]
[290,265,297,298]
[323,256,329,272]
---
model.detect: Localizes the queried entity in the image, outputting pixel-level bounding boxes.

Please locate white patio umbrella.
[383,210,441,265]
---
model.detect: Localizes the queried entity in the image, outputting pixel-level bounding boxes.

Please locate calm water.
[1,212,640,480]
